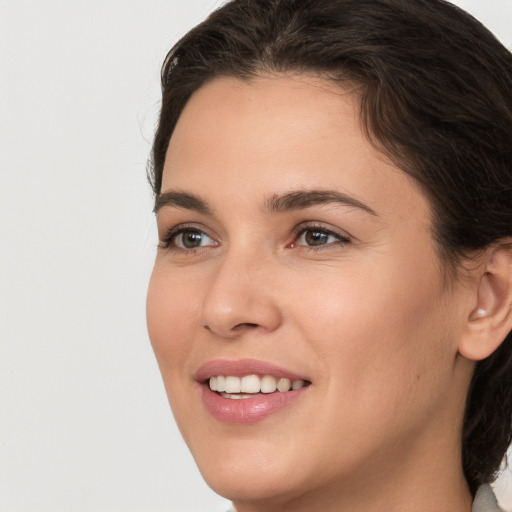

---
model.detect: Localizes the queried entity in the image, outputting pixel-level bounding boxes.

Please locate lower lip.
[200,385,309,424]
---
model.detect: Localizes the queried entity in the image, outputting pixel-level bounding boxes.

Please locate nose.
[200,250,282,339]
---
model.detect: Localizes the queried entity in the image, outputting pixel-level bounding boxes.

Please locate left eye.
[296,228,344,247]
[173,229,215,249]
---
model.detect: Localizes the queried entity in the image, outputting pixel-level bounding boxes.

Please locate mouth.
[196,359,312,423]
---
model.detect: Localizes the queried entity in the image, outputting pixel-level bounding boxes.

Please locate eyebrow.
[154,188,377,217]
[266,189,377,216]
[154,190,212,214]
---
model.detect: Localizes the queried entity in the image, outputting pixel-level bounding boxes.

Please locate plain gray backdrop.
[1,1,511,510]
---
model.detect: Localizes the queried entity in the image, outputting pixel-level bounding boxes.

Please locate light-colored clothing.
[472,484,504,512]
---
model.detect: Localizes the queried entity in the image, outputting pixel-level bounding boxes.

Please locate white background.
[1,1,511,511]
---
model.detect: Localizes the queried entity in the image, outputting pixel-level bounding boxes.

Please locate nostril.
[202,322,259,334]
[234,322,259,330]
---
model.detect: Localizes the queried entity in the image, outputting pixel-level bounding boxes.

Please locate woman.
[146,0,512,510]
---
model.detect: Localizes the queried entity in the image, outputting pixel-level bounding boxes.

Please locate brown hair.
[149,0,512,493]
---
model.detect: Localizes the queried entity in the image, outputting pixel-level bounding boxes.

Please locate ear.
[458,242,512,361]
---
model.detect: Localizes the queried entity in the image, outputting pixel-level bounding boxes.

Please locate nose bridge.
[201,242,281,338]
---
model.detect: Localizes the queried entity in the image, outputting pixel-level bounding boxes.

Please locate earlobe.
[459,243,512,361]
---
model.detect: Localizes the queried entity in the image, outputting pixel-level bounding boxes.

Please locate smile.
[209,374,308,397]
[196,360,311,423]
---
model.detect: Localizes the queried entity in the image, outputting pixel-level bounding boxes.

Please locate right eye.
[160,227,217,251]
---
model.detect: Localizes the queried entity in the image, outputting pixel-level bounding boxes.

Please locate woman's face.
[147,75,472,507]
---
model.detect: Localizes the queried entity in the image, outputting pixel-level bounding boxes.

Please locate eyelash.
[158,223,351,253]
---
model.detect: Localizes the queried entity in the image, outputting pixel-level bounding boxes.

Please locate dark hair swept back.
[149,0,512,494]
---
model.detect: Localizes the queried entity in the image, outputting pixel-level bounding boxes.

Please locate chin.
[199,460,303,503]
[188,434,311,503]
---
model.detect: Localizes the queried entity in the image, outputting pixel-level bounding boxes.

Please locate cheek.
[146,264,199,369]
[287,253,455,411]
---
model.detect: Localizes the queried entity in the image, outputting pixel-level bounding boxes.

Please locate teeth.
[225,376,241,393]
[261,375,277,393]
[220,393,255,400]
[292,379,304,390]
[241,375,260,393]
[216,375,226,392]
[208,374,307,395]
[277,378,292,392]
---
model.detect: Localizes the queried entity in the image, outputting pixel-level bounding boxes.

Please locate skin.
[146,75,478,512]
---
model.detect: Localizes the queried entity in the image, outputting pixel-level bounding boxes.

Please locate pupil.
[306,230,328,246]
[183,231,202,248]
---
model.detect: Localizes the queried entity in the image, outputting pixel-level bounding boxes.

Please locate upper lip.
[195,358,310,383]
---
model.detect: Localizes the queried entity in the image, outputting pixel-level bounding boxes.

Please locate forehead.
[162,74,431,225]
[165,74,361,172]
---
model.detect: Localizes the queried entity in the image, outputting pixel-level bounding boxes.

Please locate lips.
[195,359,311,424]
